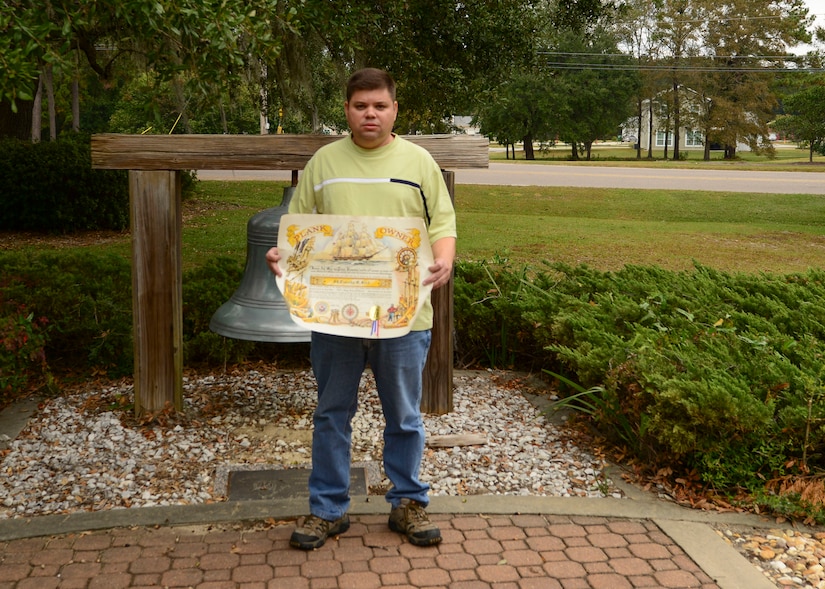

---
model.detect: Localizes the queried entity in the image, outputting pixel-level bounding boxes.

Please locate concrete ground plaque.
[227,468,368,501]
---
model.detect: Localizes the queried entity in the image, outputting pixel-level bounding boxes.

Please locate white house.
[622,88,756,153]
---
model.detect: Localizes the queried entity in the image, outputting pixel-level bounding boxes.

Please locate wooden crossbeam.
[91,133,489,171]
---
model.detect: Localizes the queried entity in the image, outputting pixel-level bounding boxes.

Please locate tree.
[613,0,812,161]
[226,0,541,136]
[651,0,708,161]
[548,31,641,160]
[475,70,567,159]
[366,0,540,133]
[475,0,636,160]
[1,0,297,139]
[697,0,811,159]
[772,80,825,161]
[616,0,671,159]
[0,3,55,111]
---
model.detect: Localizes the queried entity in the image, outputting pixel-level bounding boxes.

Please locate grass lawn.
[5,168,823,276]
[490,142,825,172]
[455,184,825,274]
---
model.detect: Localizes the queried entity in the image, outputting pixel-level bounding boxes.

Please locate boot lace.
[300,515,331,535]
[406,502,429,527]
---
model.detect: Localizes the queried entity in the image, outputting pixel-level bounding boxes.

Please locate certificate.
[275,214,434,338]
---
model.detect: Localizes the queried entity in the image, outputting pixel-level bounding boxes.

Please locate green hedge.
[0,250,134,380]
[0,252,306,384]
[0,133,129,232]
[2,250,825,521]
[453,259,825,519]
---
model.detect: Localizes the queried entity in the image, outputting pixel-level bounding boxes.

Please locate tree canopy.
[0,0,296,135]
[2,0,824,151]
[772,78,825,161]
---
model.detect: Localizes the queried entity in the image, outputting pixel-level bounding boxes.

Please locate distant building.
[452,115,480,135]
[621,88,761,153]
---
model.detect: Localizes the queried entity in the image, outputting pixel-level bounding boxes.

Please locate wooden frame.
[91,133,489,415]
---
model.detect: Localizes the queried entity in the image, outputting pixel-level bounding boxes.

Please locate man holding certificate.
[265,68,457,550]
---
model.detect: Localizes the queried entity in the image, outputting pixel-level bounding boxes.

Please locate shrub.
[0,251,307,383]
[454,259,825,500]
[4,245,824,519]
[0,250,134,376]
[0,133,129,232]
[0,303,50,403]
[182,257,257,365]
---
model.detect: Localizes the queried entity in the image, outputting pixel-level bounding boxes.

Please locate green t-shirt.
[289,135,457,331]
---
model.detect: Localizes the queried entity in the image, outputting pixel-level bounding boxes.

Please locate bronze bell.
[209,185,311,342]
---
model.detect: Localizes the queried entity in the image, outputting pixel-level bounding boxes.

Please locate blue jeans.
[308,330,432,521]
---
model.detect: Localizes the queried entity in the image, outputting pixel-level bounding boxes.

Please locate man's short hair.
[346,68,396,102]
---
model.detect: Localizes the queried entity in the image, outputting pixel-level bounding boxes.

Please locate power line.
[545,62,825,74]
[612,12,824,27]
[538,51,815,60]
[542,61,825,73]
[538,50,824,73]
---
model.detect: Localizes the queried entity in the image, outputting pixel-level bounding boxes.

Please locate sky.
[801,0,825,51]
[808,0,825,23]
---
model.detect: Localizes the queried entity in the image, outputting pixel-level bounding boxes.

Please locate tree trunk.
[585,141,593,160]
[647,99,654,159]
[523,134,535,160]
[672,81,680,161]
[219,100,228,134]
[811,144,814,163]
[171,77,191,133]
[31,75,42,143]
[570,142,578,161]
[259,61,269,135]
[636,97,642,159]
[704,132,711,161]
[71,77,80,132]
[45,65,56,141]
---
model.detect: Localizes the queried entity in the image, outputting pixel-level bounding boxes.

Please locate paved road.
[456,162,825,194]
[198,162,825,194]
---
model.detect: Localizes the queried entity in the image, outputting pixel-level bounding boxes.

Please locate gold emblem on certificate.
[275,214,434,338]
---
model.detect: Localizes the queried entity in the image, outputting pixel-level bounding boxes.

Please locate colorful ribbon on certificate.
[369,305,380,337]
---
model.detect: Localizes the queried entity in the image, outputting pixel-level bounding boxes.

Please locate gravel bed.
[0,368,618,520]
[715,527,825,589]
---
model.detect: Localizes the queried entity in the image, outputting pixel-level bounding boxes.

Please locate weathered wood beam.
[129,170,183,415]
[421,170,455,414]
[91,133,489,171]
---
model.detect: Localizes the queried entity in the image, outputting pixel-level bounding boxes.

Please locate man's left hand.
[424,258,453,289]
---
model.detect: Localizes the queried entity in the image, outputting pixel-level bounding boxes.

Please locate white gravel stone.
[0,368,617,520]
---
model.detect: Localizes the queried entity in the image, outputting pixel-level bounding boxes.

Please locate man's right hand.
[265,247,283,277]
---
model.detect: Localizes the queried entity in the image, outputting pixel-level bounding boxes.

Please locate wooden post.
[130,170,183,415]
[421,170,455,414]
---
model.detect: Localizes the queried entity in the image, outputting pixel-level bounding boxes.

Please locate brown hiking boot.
[290,514,350,550]
[388,498,442,546]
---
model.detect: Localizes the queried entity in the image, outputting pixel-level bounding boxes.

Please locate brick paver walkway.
[0,513,719,589]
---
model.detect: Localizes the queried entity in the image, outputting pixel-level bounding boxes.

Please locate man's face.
[344,88,398,149]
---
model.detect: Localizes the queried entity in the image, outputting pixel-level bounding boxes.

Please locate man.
[265,68,457,550]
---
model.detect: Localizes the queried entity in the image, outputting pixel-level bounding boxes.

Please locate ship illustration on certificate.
[276,214,434,339]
